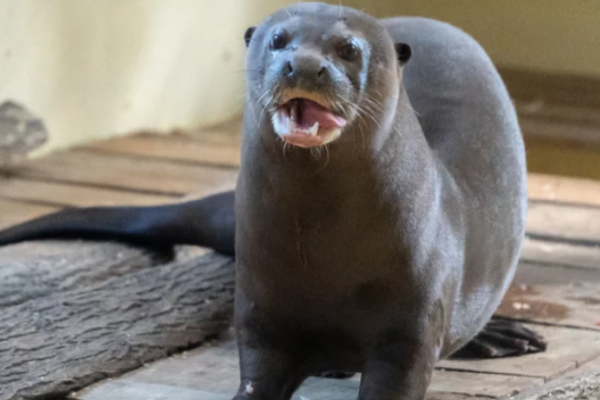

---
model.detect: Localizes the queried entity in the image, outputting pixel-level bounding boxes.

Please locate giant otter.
[0,3,546,399]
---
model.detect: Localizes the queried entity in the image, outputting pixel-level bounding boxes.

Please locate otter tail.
[0,191,236,256]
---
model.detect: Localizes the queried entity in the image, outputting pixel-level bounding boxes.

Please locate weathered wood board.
[521,237,600,271]
[0,243,235,400]
[76,324,600,400]
[7,150,238,196]
[438,326,600,380]
[0,176,177,207]
[74,335,546,400]
[510,357,600,400]
[0,199,57,230]
[527,173,600,207]
[527,201,600,244]
[495,282,600,331]
[81,135,241,168]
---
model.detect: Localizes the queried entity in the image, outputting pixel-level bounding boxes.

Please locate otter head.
[244,2,411,149]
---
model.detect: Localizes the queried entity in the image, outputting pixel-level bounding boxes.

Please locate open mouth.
[272,98,347,148]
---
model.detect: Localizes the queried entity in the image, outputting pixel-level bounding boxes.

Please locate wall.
[0,0,598,154]
[0,0,294,154]
[345,0,600,79]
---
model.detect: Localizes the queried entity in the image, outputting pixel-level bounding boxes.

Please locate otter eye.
[338,41,359,61]
[270,33,288,50]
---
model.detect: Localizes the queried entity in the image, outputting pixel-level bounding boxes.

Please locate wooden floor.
[2,69,600,399]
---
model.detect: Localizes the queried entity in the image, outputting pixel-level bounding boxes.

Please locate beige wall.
[347,0,600,78]
[1,0,598,154]
[0,0,294,154]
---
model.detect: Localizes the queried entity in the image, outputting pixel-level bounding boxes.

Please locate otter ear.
[394,42,412,66]
[244,27,256,48]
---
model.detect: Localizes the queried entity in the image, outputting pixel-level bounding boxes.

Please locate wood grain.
[0,244,235,400]
[0,176,177,207]
[9,150,238,196]
[81,135,241,168]
[0,199,56,230]
[496,282,600,331]
[76,335,544,400]
[438,325,600,380]
[0,241,169,307]
[521,237,600,271]
[528,173,600,207]
[510,357,600,400]
[526,202,600,244]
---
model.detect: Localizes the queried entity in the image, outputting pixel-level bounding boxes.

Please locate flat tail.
[0,191,236,256]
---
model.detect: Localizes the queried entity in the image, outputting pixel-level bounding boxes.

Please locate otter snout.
[281,51,333,91]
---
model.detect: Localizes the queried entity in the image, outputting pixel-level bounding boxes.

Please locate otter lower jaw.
[272,97,347,148]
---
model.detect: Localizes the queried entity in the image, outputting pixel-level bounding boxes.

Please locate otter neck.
[241,84,439,225]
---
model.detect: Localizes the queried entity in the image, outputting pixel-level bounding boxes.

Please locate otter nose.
[283,55,329,83]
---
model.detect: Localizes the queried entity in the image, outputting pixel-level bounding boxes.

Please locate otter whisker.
[283,141,291,162]
[313,143,331,174]
[354,110,368,149]
[310,147,320,160]
[257,85,279,126]
[355,103,380,128]
[362,97,386,115]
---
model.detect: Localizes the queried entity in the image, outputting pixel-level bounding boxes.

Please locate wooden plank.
[528,173,600,208]
[519,373,600,400]
[438,325,600,380]
[81,135,241,168]
[76,335,542,400]
[321,372,537,400]
[6,145,600,243]
[520,237,600,271]
[0,176,177,207]
[10,150,238,196]
[510,357,600,400]
[75,381,231,400]
[515,260,600,286]
[0,199,56,230]
[0,244,235,400]
[428,370,542,399]
[75,379,484,400]
[526,202,600,244]
[496,282,600,331]
[102,335,240,395]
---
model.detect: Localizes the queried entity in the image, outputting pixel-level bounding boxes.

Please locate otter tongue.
[295,99,347,129]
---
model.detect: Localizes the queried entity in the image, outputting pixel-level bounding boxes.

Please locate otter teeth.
[286,117,295,135]
[290,102,298,121]
[308,122,319,136]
